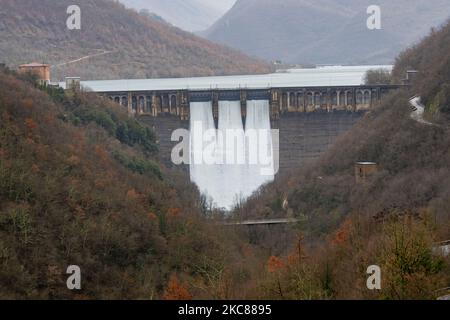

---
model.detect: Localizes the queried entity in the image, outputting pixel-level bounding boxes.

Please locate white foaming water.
[244,100,274,197]
[216,100,247,208]
[189,100,274,210]
[189,101,218,202]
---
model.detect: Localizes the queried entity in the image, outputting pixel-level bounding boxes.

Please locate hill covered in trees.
[204,0,450,65]
[0,67,273,299]
[0,0,270,81]
[393,21,450,115]
[2,3,450,300]
[2,61,449,301]
[231,20,450,299]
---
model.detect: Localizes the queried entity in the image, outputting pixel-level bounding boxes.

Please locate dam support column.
[352,88,357,112]
[212,91,219,128]
[270,89,280,120]
[287,92,291,111]
[152,94,158,117]
[127,92,133,116]
[176,92,182,116]
[240,90,247,124]
[302,89,307,112]
[327,89,332,112]
[181,91,190,121]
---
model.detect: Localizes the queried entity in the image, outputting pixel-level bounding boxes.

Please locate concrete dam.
[65,66,400,208]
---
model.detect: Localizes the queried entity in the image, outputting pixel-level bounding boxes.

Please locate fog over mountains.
[119,0,236,32]
[204,0,450,65]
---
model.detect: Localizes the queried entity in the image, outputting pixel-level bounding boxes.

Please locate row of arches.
[109,94,179,115]
[106,88,384,119]
[280,89,376,110]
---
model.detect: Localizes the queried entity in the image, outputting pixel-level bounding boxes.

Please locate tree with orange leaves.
[267,255,285,298]
[126,188,139,200]
[267,256,284,273]
[24,117,37,131]
[331,217,352,246]
[163,275,192,300]
[22,98,33,110]
[168,207,182,218]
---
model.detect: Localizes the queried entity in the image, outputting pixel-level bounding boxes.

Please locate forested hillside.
[393,22,450,115]
[2,2,450,300]
[0,0,270,81]
[231,20,450,299]
[0,68,269,299]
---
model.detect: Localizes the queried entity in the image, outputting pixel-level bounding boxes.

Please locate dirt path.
[51,50,116,68]
[409,96,435,126]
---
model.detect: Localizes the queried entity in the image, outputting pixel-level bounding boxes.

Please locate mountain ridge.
[119,0,236,32]
[231,19,450,299]
[205,0,450,65]
[0,0,270,81]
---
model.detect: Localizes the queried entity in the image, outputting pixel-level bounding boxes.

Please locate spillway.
[244,100,275,198]
[189,99,274,210]
[216,100,247,208]
[189,101,218,204]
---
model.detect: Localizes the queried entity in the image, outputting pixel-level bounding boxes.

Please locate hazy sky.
[202,0,236,12]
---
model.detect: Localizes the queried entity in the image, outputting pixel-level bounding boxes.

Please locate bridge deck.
[60,65,393,92]
[221,218,305,226]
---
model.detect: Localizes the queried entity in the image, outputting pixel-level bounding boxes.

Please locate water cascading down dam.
[189,93,275,209]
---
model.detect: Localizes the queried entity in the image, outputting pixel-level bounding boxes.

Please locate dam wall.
[140,111,363,174]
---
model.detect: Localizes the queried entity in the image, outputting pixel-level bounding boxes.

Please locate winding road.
[409,96,434,126]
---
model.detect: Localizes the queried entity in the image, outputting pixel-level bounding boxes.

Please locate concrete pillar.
[137,96,141,115]
[143,96,147,114]
[240,90,247,114]
[303,89,307,112]
[183,91,189,120]
[327,89,331,112]
[168,94,172,114]
[287,92,290,110]
[352,88,356,109]
[127,92,132,115]
[152,94,157,117]
[176,92,181,116]
[270,89,280,120]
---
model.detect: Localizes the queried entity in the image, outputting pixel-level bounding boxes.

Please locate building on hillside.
[433,240,450,257]
[355,162,378,183]
[401,70,419,85]
[18,62,50,85]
